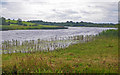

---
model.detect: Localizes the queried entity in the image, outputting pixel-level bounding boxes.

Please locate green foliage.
[0,17,8,25]
[0,18,67,30]
[0,25,67,30]
[28,20,116,27]
[17,18,22,25]
[1,17,117,28]
[1,17,117,31]
[7,21,10,25]
[98,29,118,37]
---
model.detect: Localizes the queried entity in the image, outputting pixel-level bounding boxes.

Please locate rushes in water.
[2,34,96,54]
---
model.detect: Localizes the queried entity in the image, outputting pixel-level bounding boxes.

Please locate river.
[1,27,117,42]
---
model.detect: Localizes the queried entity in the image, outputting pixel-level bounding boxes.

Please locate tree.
[69,21,73,23]
[8,18,10,20]
[66,21,69,23]
[0,17,2,25]
[17,18,22,25]
[76,22,79,24]
[119,20,120,24]
[23,24,27,26]
[7,21,11,25]
[0,17,7,25]
[80,21,84,23]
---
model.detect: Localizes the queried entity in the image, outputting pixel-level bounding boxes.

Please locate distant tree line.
[0,17,117,27]
[27,20,116,27]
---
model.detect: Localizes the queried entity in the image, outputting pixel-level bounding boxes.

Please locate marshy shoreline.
[2,29,118,73]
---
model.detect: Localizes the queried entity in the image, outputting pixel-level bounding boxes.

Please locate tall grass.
[98,29,118,37]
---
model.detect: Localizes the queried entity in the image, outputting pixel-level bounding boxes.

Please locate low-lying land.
[2,29,118,73]
[0,17,118,31]
[0,19,68,30]
[0,25,68,31]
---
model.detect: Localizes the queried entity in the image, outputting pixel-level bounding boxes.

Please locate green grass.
[1,25,56,30]
[98,29,118,37]
[0,25,67,30]
[1,20,67,30]
[6,20,37,26]
[2,30,118,73]
[6,20,17,23]
[6,20,58,27]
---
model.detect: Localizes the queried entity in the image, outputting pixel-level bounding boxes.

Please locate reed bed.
[1,35,96,54]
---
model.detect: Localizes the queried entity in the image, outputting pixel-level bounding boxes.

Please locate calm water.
[1,27,117,42]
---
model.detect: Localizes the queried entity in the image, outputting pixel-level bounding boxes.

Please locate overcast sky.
[0,0,119,23]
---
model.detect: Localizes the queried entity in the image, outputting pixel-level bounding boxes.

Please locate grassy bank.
[0,19,68,30]
[2,30,118,73]
[0,25,68,30]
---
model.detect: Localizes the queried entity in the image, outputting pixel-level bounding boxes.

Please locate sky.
[0,0,119,23]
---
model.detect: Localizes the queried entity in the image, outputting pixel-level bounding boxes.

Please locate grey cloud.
[64,10,78,14]
[80,10,96,14]
[52,9,78,14]
[95,2,118,11]
[45,10,82,21]
[2,2,24,12]
[29,2,48,5]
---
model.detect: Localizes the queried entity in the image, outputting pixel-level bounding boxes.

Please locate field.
[0,20,67,30]
[2,29,118,73]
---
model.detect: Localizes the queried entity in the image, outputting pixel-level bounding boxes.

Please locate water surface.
[1,27,117,42]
